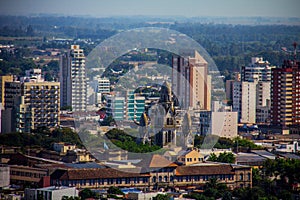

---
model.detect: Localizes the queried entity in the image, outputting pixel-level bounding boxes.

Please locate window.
[239,173,244,181]
[143,177,148,183]
[164,176,168,182]
[248,173,251,180]
[152,176,156,183]
[170,176,174,182]
[116,178,122,184]
[177,176,183,182]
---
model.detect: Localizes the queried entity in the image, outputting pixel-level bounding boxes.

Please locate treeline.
[0,127,83,150]
[1,15,300,77]
[0,47,36,75]
[105,128,161,153]
[194,135,262,150]
[0,25,34,37]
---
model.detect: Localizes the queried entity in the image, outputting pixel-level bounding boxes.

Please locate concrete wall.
[0,165,10,187]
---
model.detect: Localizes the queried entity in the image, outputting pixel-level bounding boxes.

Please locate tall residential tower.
[60,45,87,111]
[271,57,300,127]
[172,51,211,110]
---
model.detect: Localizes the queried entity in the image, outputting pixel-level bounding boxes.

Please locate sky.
[0,0,300,18]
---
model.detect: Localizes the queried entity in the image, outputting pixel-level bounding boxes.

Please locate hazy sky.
[1,0,300,18]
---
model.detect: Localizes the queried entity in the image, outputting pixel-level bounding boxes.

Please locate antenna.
[293,42,297,61]
[281,42,300,60]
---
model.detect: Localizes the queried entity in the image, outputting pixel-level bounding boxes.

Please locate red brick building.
[271,58,300,129]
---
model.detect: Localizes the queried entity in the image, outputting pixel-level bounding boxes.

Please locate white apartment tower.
[241,57,273,82]
[240,57,273,123]
[60,45,87,111]
[232,81,256,123]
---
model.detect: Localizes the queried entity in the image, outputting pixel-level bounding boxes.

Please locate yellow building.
[0,75,13,107]
[53,142,76,155]
[4,79,60,133]
[177,149,204,165]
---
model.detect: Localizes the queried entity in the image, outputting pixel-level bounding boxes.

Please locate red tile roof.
[175,165,235,176]
[51,168,150,180]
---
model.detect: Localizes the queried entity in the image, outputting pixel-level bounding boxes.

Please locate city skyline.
[1,0,300,18]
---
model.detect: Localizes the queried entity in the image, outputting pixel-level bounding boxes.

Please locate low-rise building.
[177,149,204,165]
[62,149,94,163]
[51,155,252,190]
[275,141,298,153]
[25,186,78,200]
[9,165,49,187]
[236,152,267,168]
[53,142,76,155]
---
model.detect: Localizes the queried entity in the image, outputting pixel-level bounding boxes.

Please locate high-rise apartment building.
[232,81,256,123]
[106,91,145,121]
[241,57,273,82]
[3,70,60,133]
[98,78,110,94]
[15,82,60,132]
[126,91,145,121]
[106,96,125,121]
[60,45,87,111]
[172,51,211,110]
[239,57,274,124]
[271,59,300,127]
[96,78,110,105]
[256,81,271,123]
[0,75,13,107]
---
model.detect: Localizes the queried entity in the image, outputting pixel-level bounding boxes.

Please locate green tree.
[203,178,228,199]
[107,186,124,195]
[222,191,233,200]
[79,188,95,200]
[153,194,170,200]
[208,152,235,163]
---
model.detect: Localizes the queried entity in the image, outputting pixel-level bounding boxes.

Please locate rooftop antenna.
[293,42,298,61]
[281,42,300,59]
[281,42,299,68]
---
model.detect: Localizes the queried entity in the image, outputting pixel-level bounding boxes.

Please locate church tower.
[155,81,178,148]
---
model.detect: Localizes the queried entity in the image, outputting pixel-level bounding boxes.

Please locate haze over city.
[1,0,300,18]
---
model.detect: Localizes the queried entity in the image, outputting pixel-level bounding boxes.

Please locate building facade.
[3,74,60,133]
[50,162,252,191]
[172,51,211,110]
[106,91,145,122]
[25,186,78,200]
[240,57,273,124]
[241,57,273,82]
[232,81,256,124]
[106,95,125,121]
[256,81,271,123]
[200,110,238,139]
[0,164,10,188]
[0,75,14,107]
[271,59,300,127]
[16,82,60,132]
[126,91,145,121]
[60,45,87,111]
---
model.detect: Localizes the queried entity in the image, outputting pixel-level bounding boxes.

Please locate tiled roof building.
[51,159,252,191]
